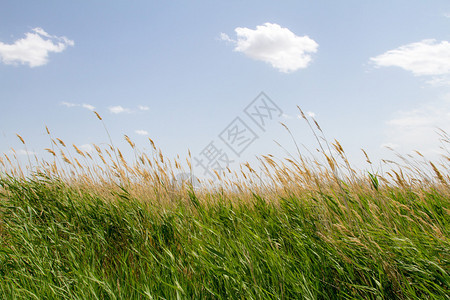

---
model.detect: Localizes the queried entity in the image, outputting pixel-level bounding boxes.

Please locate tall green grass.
[0,172,448,299]
[0,113,448,299]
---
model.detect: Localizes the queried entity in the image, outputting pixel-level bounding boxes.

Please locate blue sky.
[1,1,449,179]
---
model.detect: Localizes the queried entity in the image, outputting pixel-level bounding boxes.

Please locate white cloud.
[380,143,399,149]
[370,39,450,76]
[79,144,94,153]
[61,101,77,108]
[0,27,74,67]
[306,111,316,118]
[32,27,52,38]
[81,104,95,111]
[444,13,450,18]
[426,76,450,87]
[383,95,450,156]
[135,130,148,136]
[281,113,292,119]
[10,149,37,156]
[61,101,95,111]
[219,32,234,43]
[138,105,150,111]
[109,105,131,114]
[296,111,316,119]
[221,23,318,73]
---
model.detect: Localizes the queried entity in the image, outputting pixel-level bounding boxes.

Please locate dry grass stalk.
[57,138,66,147]
[45,149,56,156]
[73,145,86,158]
[94,111,102,120]
[16,134,25,144]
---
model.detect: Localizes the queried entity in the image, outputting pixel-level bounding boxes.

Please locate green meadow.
[0,116,448,299]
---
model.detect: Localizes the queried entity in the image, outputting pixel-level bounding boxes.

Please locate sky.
[1,1,449,180]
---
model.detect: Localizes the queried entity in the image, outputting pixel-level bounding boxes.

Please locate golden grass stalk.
[16,134,25,144]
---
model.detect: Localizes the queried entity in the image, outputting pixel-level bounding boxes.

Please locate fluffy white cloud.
[383,95,450,156]
[370,39,450,76]
[109,105,131,114]
[61,102,95,111]
[135,130,148,136]
[0,27,74,67]
[221,23,318,73]
[138,105,150,111]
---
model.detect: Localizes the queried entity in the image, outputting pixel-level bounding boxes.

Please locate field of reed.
[0,109,448,299]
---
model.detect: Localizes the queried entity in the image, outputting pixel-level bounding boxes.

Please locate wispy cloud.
[109,105,132,114]
[383,95,450,155]
[61,101,77,108]
[306,111,316,118]
[10,149,37,156]
[380,143,399,150]
[79,144,94,153]
[135,130,148,136]
[0,27,74,67]
[426,76,450,87]
[370,39,450,85]
[138,105,150,111]
[61,102,95,111]
[296,111,316,119]
[221,23,318,73]
[81,104,95,111]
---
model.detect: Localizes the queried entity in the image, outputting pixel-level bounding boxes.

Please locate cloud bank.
[221,23,318,73]
[0,27,74,67]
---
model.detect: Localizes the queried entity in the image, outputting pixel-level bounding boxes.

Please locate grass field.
[0,113,449,299]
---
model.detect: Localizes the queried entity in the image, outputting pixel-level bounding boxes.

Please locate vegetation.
[0,111,448,299]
